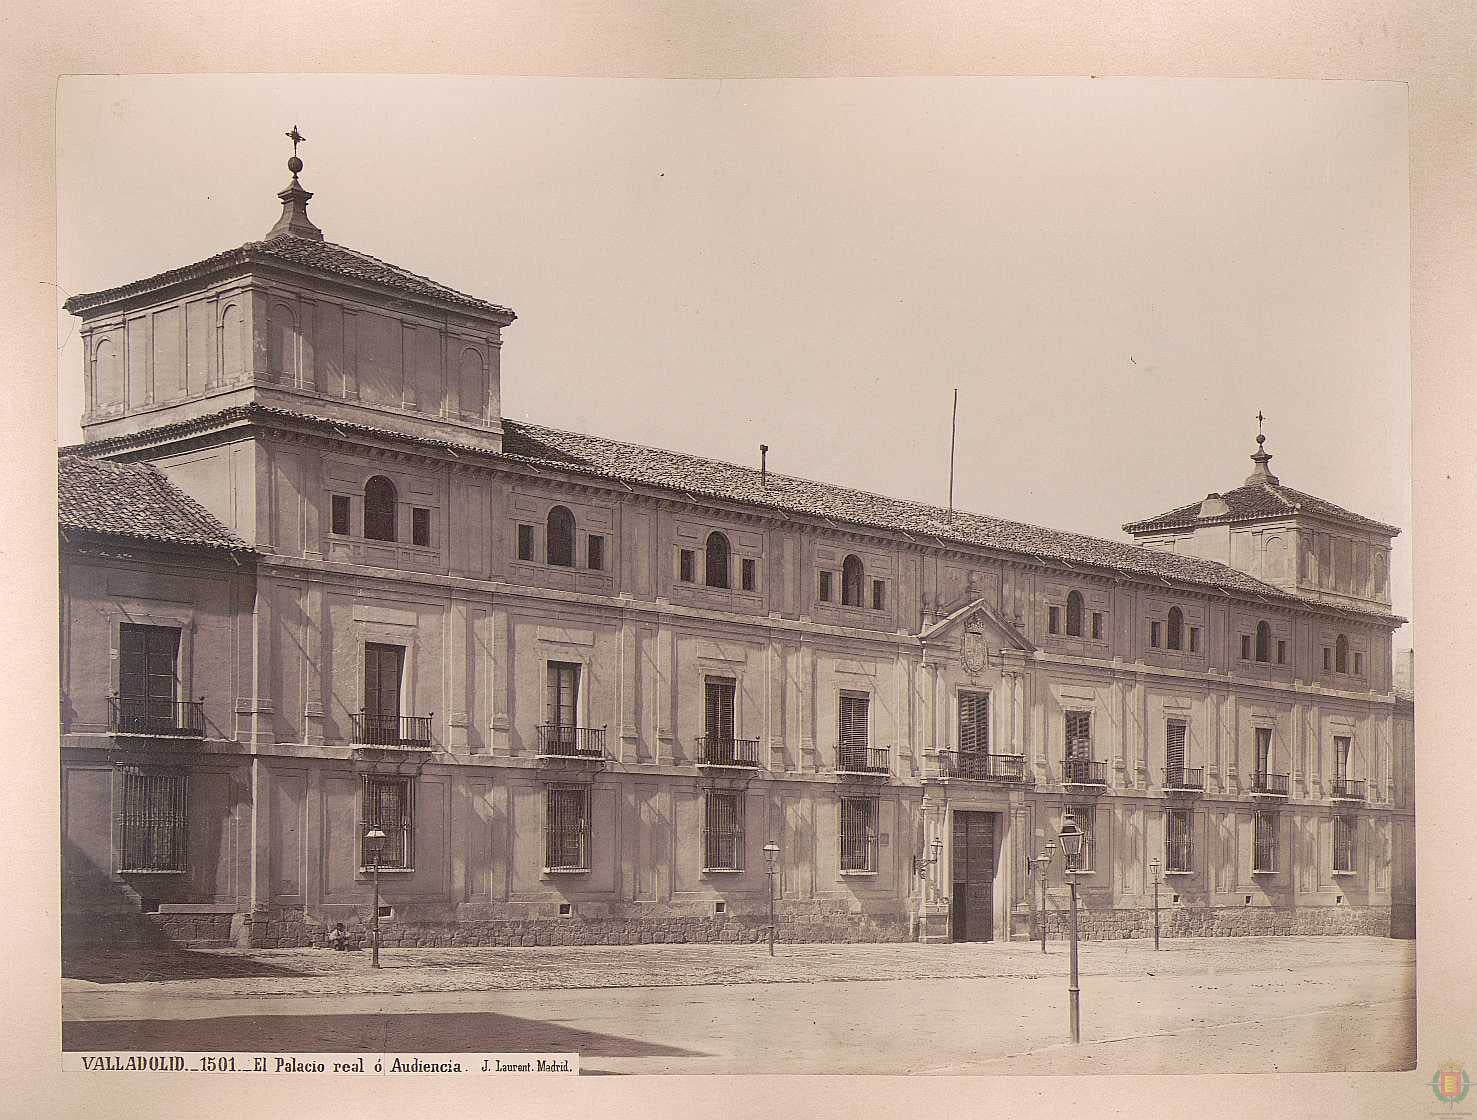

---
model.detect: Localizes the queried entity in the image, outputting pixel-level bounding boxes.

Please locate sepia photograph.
[53,74,1417,1079]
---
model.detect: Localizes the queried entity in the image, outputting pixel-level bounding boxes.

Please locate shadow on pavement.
[63,1010,710,1060]
[63,948,314,984]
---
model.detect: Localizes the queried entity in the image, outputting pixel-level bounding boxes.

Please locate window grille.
[741,558,757,591]
[362,775,412,869]
[703,791,743,870]
[517,524,534,561]
[546,506,576,567]
[1253,809,1278,873]
[958,691,990,756]
[1065,591,1084,637]
[705,532,731,589]
[119,768,187,872]
[411,506,430,547]
[1165,808,1192,872]
[1167,606,1183,651]
[1065,805,1094,871]
[1333,815,1357,873]
[841,555,864,606]
[545,786,591,871]
[840,797,878,872]
[330,494,351,536]
[364,476,397,542]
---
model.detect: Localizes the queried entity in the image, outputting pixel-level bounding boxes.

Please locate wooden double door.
[951,811,997,942]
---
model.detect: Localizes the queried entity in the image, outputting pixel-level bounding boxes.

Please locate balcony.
[935,751,1028,783]
[696,736,763,768]
[1163,766,1206,795]
[536,724,606,760]
[1249,771,1290,798]
[351,712,433,749]
[1061,757,1107,789]
[1329,778,1366,802]
[837,744,891,777]
[109,696,206,738]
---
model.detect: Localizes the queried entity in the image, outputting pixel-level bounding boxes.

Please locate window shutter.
[1065,710,1091,757]
[705,678,736,741]
[958,692,990,755]
[839,694,869,747]
[1166,720,1186,773]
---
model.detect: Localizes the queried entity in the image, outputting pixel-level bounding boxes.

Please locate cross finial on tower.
[1256,409,1266,435]
[1246,410,1278,485]
[265,124,323,241]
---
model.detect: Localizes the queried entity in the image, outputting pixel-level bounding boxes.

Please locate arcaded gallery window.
[1254,620,1272,663]
[363,475,397,542]
[703,791,743,871]
[1065,590,1084,637]
[361,775,413,870]
[545,786,592,871]
[546,505,576,567]
[705,531,731,589]
[841,554,864,607]
[118,767,188,872]
[1335,634,1349,674]
[840,796,878,872]
[1167,606,1184,651]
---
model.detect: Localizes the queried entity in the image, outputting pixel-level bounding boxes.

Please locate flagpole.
[948,388,959,518]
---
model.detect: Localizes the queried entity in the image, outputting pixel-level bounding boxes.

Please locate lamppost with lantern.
[1028,839,1056,953]
[1148,857,1162,951]
[762,840,781,956]
[1057,811,1086,1044]
[364,825,387,969]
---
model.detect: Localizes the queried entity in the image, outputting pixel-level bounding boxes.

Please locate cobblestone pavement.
[63,935,1408,1000]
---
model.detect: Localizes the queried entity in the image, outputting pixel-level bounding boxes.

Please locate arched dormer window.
[1167,606,1184,651]
[1065,590,1084,638]
[546,506,576,567]
[1335,634,1349,674]
[705,531,731,589]
[841,555,865,607]
[1254,620,1271,663]
[364,476,397,542]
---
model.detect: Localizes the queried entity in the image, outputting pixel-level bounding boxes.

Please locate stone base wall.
[1036,904,1393,940]
[1390,904,1416,939]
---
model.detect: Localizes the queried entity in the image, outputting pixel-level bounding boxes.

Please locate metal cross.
[1256,409,1266,435]
[286,125,306,154]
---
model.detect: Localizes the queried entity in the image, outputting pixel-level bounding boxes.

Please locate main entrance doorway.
[951,811,996,942]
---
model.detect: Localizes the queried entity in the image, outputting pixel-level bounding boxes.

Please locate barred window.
[1189,626,1200,653]
[362,775,413,870]
[1333,815,1357,874]
[1065,805,1094,871]
[545,787,591,871]
[119,768,187,872]
[1353,651,1363,675]
[1165,808,1192,872]
[1253,809,1278,873]
[1150,620,1162,648]
[840,797,878,872]
[1065,591,1084,637]
[1276,640,1287,665]
[703,791,743,871]
[871,579,885,610]
[1242,635,1252,660]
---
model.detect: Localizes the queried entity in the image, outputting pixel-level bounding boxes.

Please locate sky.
[55,75,1412,639]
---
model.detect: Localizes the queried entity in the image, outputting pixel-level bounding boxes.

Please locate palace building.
[58,143,1415,950]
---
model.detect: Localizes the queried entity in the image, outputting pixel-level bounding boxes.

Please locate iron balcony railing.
[109,696,206,737]
[696,736,762,767]
[1062,758,1107,785]
[937,751,1028,782]
[351,712,433,748]
[837,744,891,775]
[1163,766,1206,792]
[536,724,606,758]
[1330,778,1366,801]
[1250,771,1290,796]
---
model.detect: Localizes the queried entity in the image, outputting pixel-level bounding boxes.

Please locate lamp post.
[364,826,387,969]
[914,835,944,941]
[762,841,781,956]
[1057,811,1085,1045]
[1031,839,1056,953]
[1149,857,1162,951]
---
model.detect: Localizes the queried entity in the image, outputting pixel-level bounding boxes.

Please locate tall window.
[1048,606,1061,634]
[363,475,397,542]
[1150,621,1162,648]
[117,623,181,733]
[1334,735,1351,782]
[362,775,412,870]
[1091,612,1104,640]
[1167,607,1184,651]
[1165,719,1187,785]
[1065,591,1084,637]
[546,662,580,736]
[1335,634,1349,673]
[363,643,404,744]
[703,791,743,871]
[1189,626,1200,653]
[330,494,351,536]
[411,507,431,547]
[838,692,870,772]
[741,558,757,592]
[546,506,575,567]
[1065,710,1092,757]
[545,786,591,871]
[587,534,605,571]
[119,768,187,872]
[871,579,886,610]
[818,570,832,601]
[705,531,731,589]
[841,555,864,607]
[517,524,535,561]
[680,549,696,582]
[1253,809,1279,873]
[1064,805,1094,871]
[1165,807,1192,873]
[1254,726,1273,785]
[958,691,990,757]
[840,796,878,872]
[1254,621,1271,663]
[704,676,737,759]
[1333,815,1357,874]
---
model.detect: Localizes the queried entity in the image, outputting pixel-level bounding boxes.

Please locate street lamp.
[1029,839,1056,953]
[914,835,943,877]
[364,826,387,969]
[1149,857,1162,951]
[1057,811,1086,1045]
[762,841,781,956]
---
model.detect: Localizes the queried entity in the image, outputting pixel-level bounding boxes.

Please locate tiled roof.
[62,404,1404,623]
[58,455,250,553]
[62,235,515,319]
[1123,480,1399,535]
